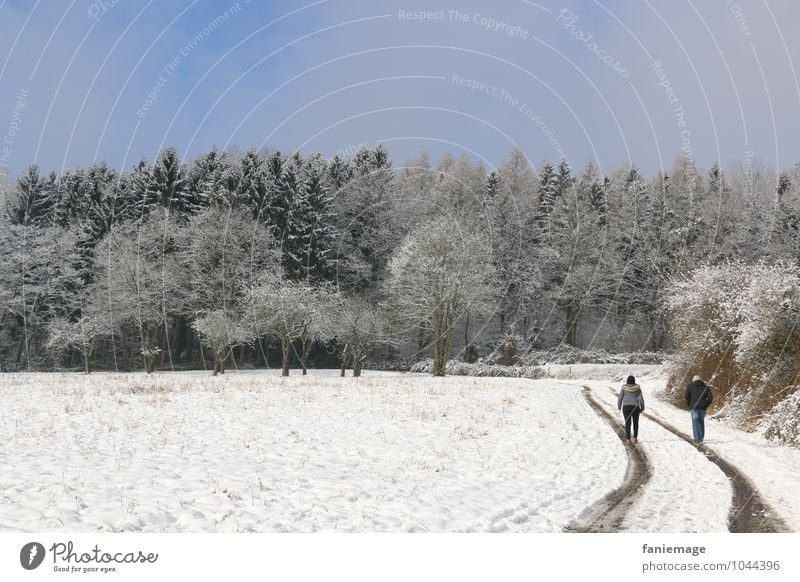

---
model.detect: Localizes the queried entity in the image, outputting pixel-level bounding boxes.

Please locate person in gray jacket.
[617,375,645,445]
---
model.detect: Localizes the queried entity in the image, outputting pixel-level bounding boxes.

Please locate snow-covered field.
[0,370,623,533]
[2,368,798,533]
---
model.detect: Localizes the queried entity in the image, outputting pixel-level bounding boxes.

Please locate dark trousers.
[622,405,640,439]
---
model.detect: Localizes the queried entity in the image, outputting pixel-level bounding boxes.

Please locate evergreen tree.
[148,146,187,214]
[185,147,231,214]
[541,163,612,346]
[237,148,269,220]
[332,146,400,292]
[274,153,306,279]
[124,158,153,221]
[7,165,53,226]
[533,161,558,241]
[297,153,336,282]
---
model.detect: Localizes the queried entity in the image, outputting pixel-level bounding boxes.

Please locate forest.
[1,145,799,392]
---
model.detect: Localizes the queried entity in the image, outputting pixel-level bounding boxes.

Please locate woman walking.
[617,375,645,445]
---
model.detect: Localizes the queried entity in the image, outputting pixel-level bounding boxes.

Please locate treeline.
[1,144,799,375]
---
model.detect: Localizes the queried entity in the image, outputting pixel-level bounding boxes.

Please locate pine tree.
[185,147,230,214]
[274,153,305,279]
[125,159,153,221]
[8,165,53,226]
[332,145,400,292]
[297,153,336,283]
[534,161,558,241]
[237,148,269,220]
[148,146,187,214]
[484,170,501,205]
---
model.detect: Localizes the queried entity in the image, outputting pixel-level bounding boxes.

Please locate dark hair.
[626,375,636,385]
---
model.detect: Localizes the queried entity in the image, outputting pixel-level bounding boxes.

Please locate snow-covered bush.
[666,262,800,430]
[495,333,524,365]
[763,388,800,447]
[409,359,545,379]
[519,346,666,366]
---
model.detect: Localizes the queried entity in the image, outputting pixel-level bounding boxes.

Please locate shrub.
[495,333,524,365]
[409,359,545,379]
[763,388,800,447]
[665,262,800,430]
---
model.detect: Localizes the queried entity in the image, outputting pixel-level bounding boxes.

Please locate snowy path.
[597,375,800,532]
[566,387,652,532]
[586,383,732,533]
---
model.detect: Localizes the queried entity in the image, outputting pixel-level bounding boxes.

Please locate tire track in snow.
[635,403,790,533]
[565,387,652,533]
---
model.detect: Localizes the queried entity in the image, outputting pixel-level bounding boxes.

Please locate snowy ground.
[1,368,797,533]
[579,381,731,532]
[591,372,800,532]
[0,370,623,533]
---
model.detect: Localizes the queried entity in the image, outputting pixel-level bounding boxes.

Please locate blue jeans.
[691,409,706,443]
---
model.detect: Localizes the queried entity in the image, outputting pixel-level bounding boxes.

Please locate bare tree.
[328,294,395,377]
[248,275,330,376]
[45,311,109,374]
[93,214,185,373]
[192,310,249,375]
[387,217,497,376]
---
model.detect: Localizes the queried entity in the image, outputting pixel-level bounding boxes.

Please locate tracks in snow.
[565,387,652,532]
[569,383,789,533]
[640,406,790,533]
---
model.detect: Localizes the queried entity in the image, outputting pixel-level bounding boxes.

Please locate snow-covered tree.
[185,146,233,213]
[148,146,188,214]
[331,146,401,292]
[247,275,331,375]
[0,221,83,369]
[328,294,395,377]
[93,215,185,373]
[540,162,614,346]
[45,309,110,374]
[182,207,277,314]
[387,217,497,376]
[7,165,55,226]
[192,309,249,375]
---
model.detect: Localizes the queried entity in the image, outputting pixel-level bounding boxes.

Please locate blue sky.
[1,0,798,179]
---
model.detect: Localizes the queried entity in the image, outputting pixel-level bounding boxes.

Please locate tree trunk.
[300,337,312,375]
[499,311,506,334]
[257,337,270,368]
[432,326,441,376]
[432,314,446,377]
[353,355,365,377]
[174,317,188,363]
[183,325,194,363]
[83,351,91,375]
[565,303,578,347]
[213,352,221,376]
[146,355,158,374]
[340,343,349,377]
[281,340,290,376]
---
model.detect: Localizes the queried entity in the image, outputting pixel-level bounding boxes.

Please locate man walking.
[685,375,713,444]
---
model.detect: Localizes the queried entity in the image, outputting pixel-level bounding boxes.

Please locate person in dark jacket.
[617,375,645,445]
[685,375,713,444]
